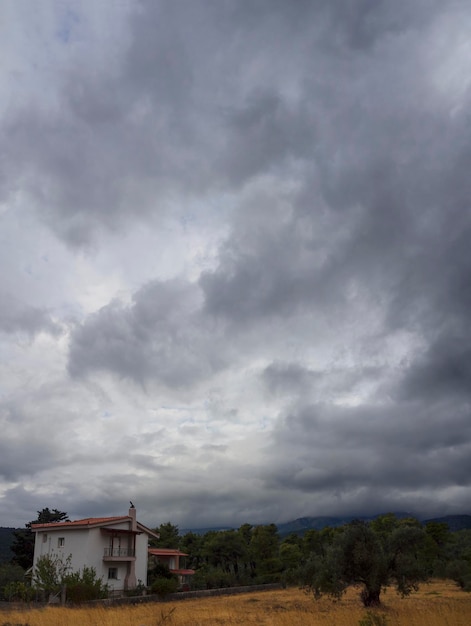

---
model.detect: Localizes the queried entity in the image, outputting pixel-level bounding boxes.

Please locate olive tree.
[302,519,429,607]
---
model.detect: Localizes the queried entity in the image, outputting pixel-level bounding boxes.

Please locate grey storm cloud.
[0,293,59,337]
[62,0,471,520]
[0,399,72,481]
[1,0,471,527]
[263,362,323,397]
[261,399,471,514]
[401,338,471,401]
[2,1,449,244]
[68,278,226,386]
[262,362,383,401]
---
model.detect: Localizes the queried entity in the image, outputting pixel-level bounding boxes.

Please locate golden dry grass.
[1,580,470,626]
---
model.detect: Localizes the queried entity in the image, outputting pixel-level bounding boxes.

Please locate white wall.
[33,528,90,571]
[33,521,150,592]
[135,531,150,585]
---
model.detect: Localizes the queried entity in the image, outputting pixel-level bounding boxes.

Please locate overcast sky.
[1,0,470,530]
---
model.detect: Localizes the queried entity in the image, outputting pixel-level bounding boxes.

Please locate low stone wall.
[97,583,283,607]
[165,583,282,602]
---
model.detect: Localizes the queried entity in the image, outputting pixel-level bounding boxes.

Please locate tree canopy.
[151,522,180,549]
[302,517,429,606]
[10,508,69,571]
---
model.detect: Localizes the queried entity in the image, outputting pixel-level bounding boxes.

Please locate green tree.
[250,524,282,582]
[151,522,180,548]
[237,524,254,578]
[33,552,71,599]
[190,564,234,589]
[180,532,203,570]
[369,512,403,538]
[238,523,253,547]
[280,541,302,571]
[303,526,340,558]
[33,554,108,603]
[201,530,247,578]
[279,541,302,584]
[445,529,471,590]
[0,562,26,600]
[11,508,69,570]
[302,519,428,607]
[422,521,450,577]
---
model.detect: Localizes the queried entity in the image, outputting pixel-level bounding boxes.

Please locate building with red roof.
[31,506,158,593]
[148,547,195,586]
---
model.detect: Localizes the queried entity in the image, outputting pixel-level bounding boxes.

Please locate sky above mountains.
[1,0,470,529]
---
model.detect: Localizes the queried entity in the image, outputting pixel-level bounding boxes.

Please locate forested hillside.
[0,528,15,563]
[423,515,471,531]
[152,514,471,604]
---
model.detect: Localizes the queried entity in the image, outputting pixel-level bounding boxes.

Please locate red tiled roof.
[148,548,188,557]
[31,515,159,539]
[31,516,128,530]
[170,569,195,576]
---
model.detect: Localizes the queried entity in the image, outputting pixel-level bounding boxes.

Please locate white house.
[31,506,158,592]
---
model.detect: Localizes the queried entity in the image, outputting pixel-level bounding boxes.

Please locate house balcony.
[103,547,136,561]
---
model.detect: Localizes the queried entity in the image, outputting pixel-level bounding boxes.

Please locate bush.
[123,579,147,597]
[151,577,179,597]
[62,566,109,603]
[148,562,175,585]
[446,559,471,591]
[190,566,236,589]
[0,563,26,601]
[2,581,35,602]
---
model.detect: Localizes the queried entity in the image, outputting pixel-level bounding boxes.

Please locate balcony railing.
[103,547,135,558]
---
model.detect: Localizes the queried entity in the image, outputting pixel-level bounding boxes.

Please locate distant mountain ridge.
[422,515,471,532]
[179,526,234,536]
[276,512,414,536]
[280,513,471,535]
[182,513,471,537]
[276,513,471,536]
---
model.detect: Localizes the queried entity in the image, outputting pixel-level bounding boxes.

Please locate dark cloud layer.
[1,0,470,526]
[66,0,471,520]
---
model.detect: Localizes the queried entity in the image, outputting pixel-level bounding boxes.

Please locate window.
[58,537,65,548]
[108,567,118,580]
[42,534,47,543]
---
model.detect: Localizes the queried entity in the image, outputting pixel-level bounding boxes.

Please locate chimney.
[129,505,137,531]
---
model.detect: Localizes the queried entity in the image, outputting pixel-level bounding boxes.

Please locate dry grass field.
[1,580,470,626]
